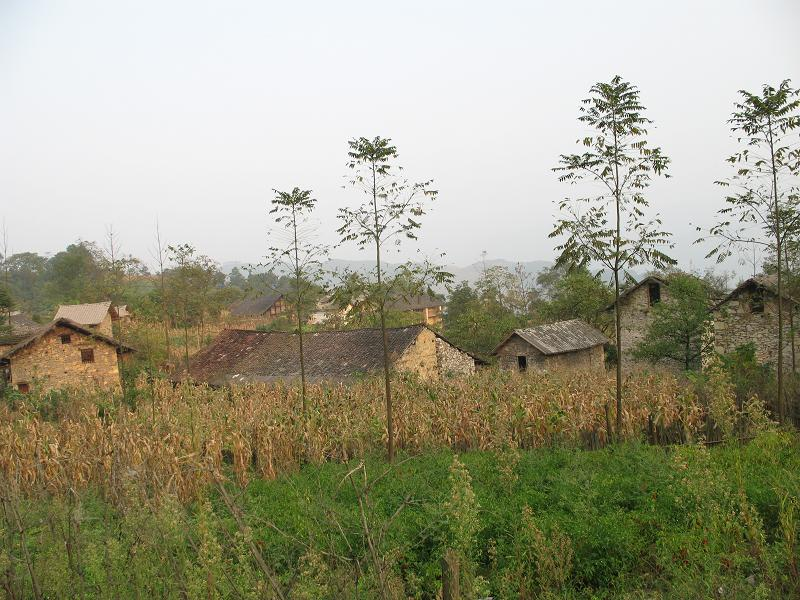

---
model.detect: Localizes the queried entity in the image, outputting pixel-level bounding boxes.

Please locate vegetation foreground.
[2,430,799,598]
[0,367,797,598]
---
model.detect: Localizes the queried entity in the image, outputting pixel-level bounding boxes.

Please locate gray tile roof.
[495,319,609,356]
[0,313,43,346]
[229,294,283,317]
[177,325,483,386]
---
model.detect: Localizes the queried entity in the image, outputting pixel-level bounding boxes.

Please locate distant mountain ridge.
[220,258,554,291]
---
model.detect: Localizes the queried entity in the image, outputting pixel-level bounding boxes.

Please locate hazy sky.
[1,0,798,273]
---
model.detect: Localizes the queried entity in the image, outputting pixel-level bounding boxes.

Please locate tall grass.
[0,369,704,503]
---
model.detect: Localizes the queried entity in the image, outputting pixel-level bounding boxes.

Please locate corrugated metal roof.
[496,319,609,356]
[53,301,113,326]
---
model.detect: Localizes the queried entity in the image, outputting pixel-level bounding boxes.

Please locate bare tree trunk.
[786,250,796,374]
[769,116,786,423]
[292,208,307,414]
[372,163,394,462]
[612,116,623,440]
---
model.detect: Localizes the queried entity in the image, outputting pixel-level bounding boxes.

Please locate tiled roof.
[386,295,444,312]
[0,318,135,362]
[494,319,609,356]
[229,294,283,317]
[53,301,113,326]
[0,313,43,346]
[177,325,483,386]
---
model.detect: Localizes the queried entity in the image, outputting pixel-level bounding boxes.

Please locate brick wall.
[712,290,800,369]
[9,326,122,392]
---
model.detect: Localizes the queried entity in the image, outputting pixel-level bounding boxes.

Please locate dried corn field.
[0,370,703,503]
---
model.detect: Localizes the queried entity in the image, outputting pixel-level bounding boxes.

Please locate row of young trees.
[549,76,799,434]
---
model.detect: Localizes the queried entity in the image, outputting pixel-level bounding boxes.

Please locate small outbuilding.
[53,301,118,337]
[227,294,288,328]
[0,318,135,393]
[176,324,483,386]
[493,319,609,373]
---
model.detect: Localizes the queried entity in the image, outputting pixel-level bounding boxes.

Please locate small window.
[17,383,29,394]
[80,348,95,363]
[60,334,72,344]
[648,282,661,306]
[750,289,765,314]
[517,355,527,372]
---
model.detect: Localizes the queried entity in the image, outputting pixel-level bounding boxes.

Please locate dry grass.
[0,369,701,503]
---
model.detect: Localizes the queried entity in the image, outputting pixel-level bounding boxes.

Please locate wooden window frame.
[80,348,95,363]
[60,334,72,344]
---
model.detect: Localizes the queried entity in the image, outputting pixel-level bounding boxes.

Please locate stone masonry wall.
[495,335,547,371]
[617,282,671,361]
[10,326,122,392]
[543,344,605,372]
[434,336,476,377]
[94,312,114,337]
[495,335,605,373]
[713,291,800,370]
[395,328,439,380]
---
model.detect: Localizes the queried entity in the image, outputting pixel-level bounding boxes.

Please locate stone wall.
[543,344,605,371]
[93,312,114,337]
[495,335,547,371]
[395,327,439,380]
[434,336,476,377]
[495,334,605,373]
[616,282,671,360]
[9,326,122,392]
[713,290,800,369]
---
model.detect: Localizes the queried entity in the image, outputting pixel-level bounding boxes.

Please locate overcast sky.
[1,0,798,274]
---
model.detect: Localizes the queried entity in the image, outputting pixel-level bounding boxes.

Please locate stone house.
[710,275,799,369]
[53,301,118,337]
[385,295,445,326]
[176,324,483,386]
[493,319,609,373]
[0,318,135,393]
[227,293,288,329]
[606,276,669,360]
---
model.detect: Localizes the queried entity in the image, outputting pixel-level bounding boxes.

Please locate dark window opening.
[750,289,765,314]
[517,355,527,372]
[80,348,95,363]
[648,282,661,306]
[17,383,29,394]
[60,334,72,344]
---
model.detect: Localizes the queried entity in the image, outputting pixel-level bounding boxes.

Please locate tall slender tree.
[337,136,447,461]
[550,76,674,438]
[703,80,800,422]
[264,187,327,414]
